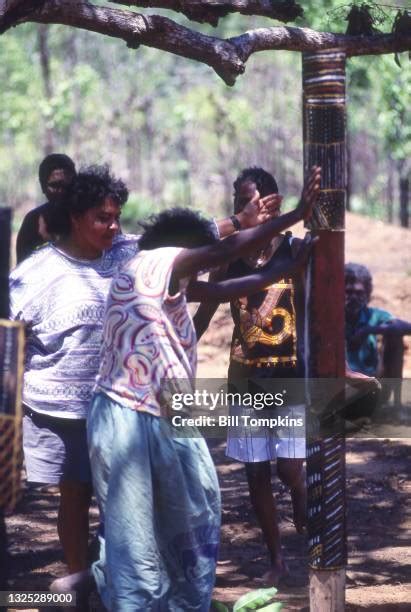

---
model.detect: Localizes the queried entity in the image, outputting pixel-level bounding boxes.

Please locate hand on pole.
[297,165,321,221]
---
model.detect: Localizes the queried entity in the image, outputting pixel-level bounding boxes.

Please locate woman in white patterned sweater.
[10,165,139,576]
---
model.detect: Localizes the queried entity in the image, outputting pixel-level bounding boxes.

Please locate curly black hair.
[345,262,373,300]
[46,164,128,236]
[233,167,278,213]
[38,153,76,191]
[138,207,217,251]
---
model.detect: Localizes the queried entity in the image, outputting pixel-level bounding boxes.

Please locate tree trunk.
[125,128,142,193]
[386,161,394,224]
[63,30,82,159]
[346,131,351,211]
[399,176,409,228]
[37,24,54,155]
[309,569,346,612]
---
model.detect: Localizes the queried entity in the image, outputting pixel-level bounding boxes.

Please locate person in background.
[16,153,76,263]
[345,262,411,413]
[345,262,410,378]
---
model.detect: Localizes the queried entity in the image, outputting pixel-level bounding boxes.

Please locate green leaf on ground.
[210,600,230,612]
[257,603,284,612]
[233,587,278,611]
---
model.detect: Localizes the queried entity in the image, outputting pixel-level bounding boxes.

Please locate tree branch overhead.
[110,1,304,26]
[231,26,411,63]
[0,0,410,85]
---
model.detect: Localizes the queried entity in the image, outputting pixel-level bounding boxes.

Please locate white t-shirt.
[95,247,197,417]
[10,234,139,418]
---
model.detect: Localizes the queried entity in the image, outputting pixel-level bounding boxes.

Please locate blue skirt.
[87,392,221,612]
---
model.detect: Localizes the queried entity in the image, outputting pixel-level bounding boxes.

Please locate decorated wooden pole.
[302,50,347,611]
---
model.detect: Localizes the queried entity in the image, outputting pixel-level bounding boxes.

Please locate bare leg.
[382,335,404,404]
[277,458,306,534]
[58,481,92,573]
[245,461,288,585]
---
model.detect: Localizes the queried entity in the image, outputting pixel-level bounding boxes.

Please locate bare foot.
[257,560,289,587]
[50,569,95,611]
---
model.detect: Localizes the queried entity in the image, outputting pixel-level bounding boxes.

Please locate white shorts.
[226,404,306,462]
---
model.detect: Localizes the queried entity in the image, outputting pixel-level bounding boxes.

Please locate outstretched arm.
[192,266,227,340]
[187,234,317,304]
[350,318,411,347]
[174,166,321,282]
[366,319,411,336]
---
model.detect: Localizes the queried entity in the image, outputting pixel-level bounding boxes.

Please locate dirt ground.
[5,436,411,612]
[4,212,411,611]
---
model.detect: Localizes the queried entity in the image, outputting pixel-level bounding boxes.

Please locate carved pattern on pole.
[303,51,347,231]
[303,50,347,574]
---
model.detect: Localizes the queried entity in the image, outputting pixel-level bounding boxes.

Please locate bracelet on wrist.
[230,214,242,231]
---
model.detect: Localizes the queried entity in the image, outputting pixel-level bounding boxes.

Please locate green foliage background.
[0,0,409,230]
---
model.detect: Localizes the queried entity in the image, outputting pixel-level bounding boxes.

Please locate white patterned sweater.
[10,234,139,419]
[95,247,197,417]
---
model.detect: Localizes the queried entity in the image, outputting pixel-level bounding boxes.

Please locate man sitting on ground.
[345,262,410,408]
